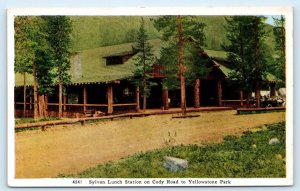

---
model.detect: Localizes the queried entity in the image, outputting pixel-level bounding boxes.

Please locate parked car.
[251,89,285,108]
[261,95,284,108]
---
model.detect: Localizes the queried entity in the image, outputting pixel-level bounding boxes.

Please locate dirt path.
[15,110,285,178]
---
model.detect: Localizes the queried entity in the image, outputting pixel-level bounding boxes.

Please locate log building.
[14,39,278,118]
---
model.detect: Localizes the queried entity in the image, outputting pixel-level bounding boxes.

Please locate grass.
[238,109,285,115]
[15,117,60,132]
[15,117,60,124]
[59,122,286,178]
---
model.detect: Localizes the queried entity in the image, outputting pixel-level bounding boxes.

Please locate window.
[106,56,123,65]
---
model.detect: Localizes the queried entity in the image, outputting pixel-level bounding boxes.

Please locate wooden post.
[135,86,140,112]
[107,83,113,114]
[239,90,244,107]
[63,95,67,111]
[194,78,200,108]
[83,84,87,113]
[162,89,169,110]
[217,79,222,106]
[270,83,276,97]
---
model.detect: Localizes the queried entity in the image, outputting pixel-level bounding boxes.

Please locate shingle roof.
[15,39,162,86]
[14,39,279,86]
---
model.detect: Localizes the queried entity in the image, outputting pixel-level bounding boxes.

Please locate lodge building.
[14,39,278,118]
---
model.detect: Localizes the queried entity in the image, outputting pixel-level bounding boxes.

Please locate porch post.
[217,79,223,106]
[194,78,200,108]
[136,86,140,112]
[270,82,276,97]
[107,83,113,114]
[162,88,169,110]
[239,90,244,107]
[83,84,87,113]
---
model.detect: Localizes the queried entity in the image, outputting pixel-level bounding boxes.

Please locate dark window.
[106,56,123,65]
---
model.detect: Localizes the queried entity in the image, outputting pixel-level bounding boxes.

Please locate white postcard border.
[7,7,293,187]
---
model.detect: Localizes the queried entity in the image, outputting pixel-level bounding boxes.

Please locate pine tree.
[15,16,55,119]
[273,15,285,86]
[132,17,155,112]
[153,16,208,111]
[223,16,269,108]
[223,16,253,106]
[33,17,56,118]
[248,16,269,108]
[45,16,72,118]
[15,16,72,119]
[15,16,34,116]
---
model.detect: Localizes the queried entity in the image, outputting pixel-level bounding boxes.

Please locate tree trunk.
[58,80,63,118]
[29,88,33,110]
[143,78,147,112]
[194,78,200,108]
[270,83,276,97]
[255,81,261,108]
[239,90,244,107]
[135,86,140,112]
[162,88,169,110]
[245,91,250,108]
[44,94,48,117]
[33,63,39,120]
[38,94,45,118]
[23,72,27,117]
[177,15,186,114]
[253,18,261,108]
[63,95,67,111]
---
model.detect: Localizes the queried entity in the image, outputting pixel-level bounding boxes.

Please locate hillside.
[70,16,243,52]
[70,16,160,52]
[70,16,275,53]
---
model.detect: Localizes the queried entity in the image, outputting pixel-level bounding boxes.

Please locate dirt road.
[15,110,285,178]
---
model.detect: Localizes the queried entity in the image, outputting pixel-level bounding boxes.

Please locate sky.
[266,15,282,26]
